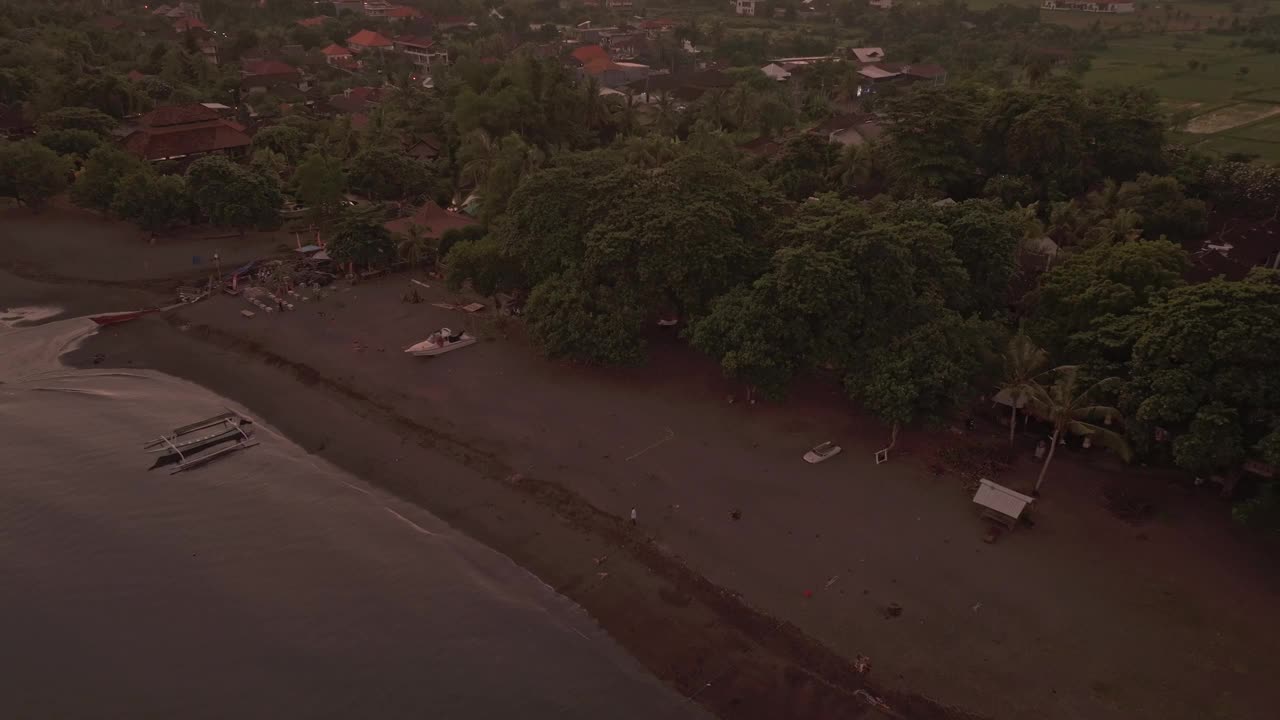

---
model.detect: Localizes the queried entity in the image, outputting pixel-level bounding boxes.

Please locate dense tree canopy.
[1125,272,1280,477]
[186,155,281,234]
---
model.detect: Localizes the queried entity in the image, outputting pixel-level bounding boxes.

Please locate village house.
[761,63,791,82]
[326,86,385,115]
[240,59,304,93]
[1040,1,1136,12]
[626,69,733,104]
[570,22,619,45]
[320,44,355,66]
[598,30,646,60]
[346,29,394,53]
[736,0,758,16]
[119,104,251,162]
[384,201,478,239]
[393,36,449,69]
[850,47,886,65]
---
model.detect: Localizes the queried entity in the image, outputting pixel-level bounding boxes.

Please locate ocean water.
[0,313,707,719]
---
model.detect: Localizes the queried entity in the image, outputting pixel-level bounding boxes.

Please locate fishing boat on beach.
[406,327,477,357]
[144,411,258,473]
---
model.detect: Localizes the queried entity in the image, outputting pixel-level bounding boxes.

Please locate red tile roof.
[296,16,329,28]
[122,104,250,161]
[321,44,352,57]
[387,5,421,18]
[173,17,207,32]
[393,36,434,49]
[385,201,479,238]
[242,59,299,77]
[347,29,394,49]
[140,104,223,127]
[571,44,610,64]
[127,69,147,82]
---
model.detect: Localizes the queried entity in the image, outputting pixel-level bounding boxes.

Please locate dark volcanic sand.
[5,209,1280,720]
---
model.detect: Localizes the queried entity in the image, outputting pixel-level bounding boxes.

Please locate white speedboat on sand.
[406,327,477,357]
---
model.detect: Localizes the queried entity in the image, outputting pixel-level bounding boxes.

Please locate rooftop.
[347,29,394,48]
[385,201,479,238]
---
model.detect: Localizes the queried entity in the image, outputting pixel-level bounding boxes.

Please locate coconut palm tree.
[397,224,436,270]
[458,129,498,188]
[1025,366,1132,494]
[996,333,1051,446]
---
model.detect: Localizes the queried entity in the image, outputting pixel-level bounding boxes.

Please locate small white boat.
[406,327,477,357]
[803,441,842,464]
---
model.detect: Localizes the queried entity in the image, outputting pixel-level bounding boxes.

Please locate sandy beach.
[5,209,1280,720]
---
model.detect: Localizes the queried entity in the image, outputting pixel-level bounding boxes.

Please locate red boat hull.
[90,309,157,326]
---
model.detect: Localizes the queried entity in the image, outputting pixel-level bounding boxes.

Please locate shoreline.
[67,312,973,720]
[6,205,1277,720]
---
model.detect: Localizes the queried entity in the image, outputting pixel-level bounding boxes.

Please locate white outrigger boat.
[144,411,258,474]
[405,327,477,357]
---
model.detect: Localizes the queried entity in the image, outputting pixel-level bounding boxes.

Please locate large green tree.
[691,244,861,401]
[0,140,71,209]
[328,210,395,268]
[293,150,346,223]
[1126,272,1280,477]
[185,155,281,234]
[71,144,146,211]
[345,144,429,201]
[111,171,189,232]
[1028,239,1188,371]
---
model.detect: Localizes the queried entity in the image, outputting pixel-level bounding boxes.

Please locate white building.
[736,0,757,17]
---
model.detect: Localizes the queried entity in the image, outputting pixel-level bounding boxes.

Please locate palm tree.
[459,129,498,188]
[397,224,436,269]
[1025,366,1132,494]
[996,333,1051,446]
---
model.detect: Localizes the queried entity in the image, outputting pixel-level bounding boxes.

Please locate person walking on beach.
[630,508,637,525]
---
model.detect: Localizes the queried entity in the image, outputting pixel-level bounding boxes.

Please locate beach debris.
[593,555,608,566]
[883,602,903,619]
[803,589,814,599]
[240,310,255,319]
[854,690,892,714]
[972,602,982,612]
[629,507,637,525]
[411,279,431,289]
[596,572,609,580]
[730,509,742,520]
[825,575,840,589]
[462,302,486,313]
[853,655,872,674]
[431,302,458,310]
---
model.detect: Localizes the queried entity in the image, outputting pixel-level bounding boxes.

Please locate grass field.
[1084,33,1280,159]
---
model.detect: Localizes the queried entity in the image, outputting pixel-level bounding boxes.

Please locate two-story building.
[736,0,757,16]
[393,36,449,69]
